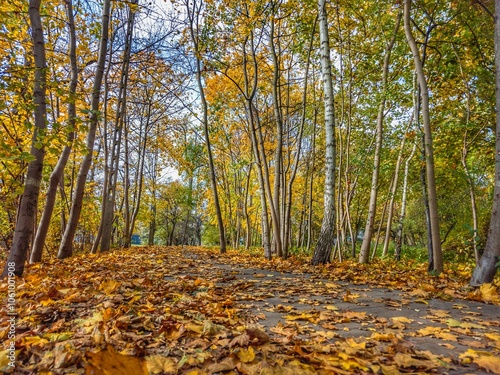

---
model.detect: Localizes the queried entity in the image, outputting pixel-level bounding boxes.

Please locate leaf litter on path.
[1,246,499,374]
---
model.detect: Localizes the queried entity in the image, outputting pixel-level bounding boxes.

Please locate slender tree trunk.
[187,0,226,253]
[382,115,413,257]
[372,192,389,259]
[123,124,131,248]
[470,0,500,285]
[3,0,48,276]
[90,38,113,254]
[243,165,252,250]
[241,31,271,258]
[284,15,317,257]
[30,0,77,263]
[100,3,136,252]
[359,10,402,263]
[404,0,443,274]
[312,0,336,265]
[306,116,317,253]
[462,142,480,262]
[269,11,283,258]
[58,0,111,259]
[334,5,345,259]
[395,140,417,260]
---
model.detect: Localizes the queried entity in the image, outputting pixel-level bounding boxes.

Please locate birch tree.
[312,0,336,265]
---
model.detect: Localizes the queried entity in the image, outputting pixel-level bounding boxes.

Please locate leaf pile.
[0,246,499,374]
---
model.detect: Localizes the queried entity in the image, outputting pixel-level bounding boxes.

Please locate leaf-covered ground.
[1,246,499,374]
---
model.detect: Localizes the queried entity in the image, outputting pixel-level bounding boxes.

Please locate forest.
[1,0,500,282]
[2,0,500,373]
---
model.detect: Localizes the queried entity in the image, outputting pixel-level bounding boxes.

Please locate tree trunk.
[100,2,136,252]
[123,123,131,248]
[240,31,271,258]
[359,10,402,263]
[306,116,317,253]
[3,0,48,276]
[470,0,500,285]
[243,165,252,250]
[284,15,317,257]
[312,0,337,265]
[269,10,284,258]
[395,140,417,260]
[186,0,226,253]
[30,0,77,263]
[404,0,443,274]
[382,114,413,257]
[57,0,111,259]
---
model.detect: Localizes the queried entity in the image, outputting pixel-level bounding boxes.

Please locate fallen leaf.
[145,355,177,374]
[479,284,500,305]
[474,356,500,374]
[391,316,413,324]
[100,279,121,295]
[84,345,147,375]
[237,346,256,363]
[246,327,270,344]
[207,357,237,372]
[229,333,250,348]
[446,319,483,329]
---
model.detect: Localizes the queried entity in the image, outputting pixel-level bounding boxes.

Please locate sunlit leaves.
[3,246,499,374]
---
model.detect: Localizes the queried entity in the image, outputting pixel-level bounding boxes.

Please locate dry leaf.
[474,356,500,374]
[145,355,177,374]
[84,345,147,375]
[479,284,500,305]
[237,346,256,363]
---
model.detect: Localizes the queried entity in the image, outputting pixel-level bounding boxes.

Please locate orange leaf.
[84,345,147,375]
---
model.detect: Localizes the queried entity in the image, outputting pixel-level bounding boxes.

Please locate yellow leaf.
[459,348,493,364]
[370,332,396,341]
[76,311,103,327]
[0,349,12,370]
[21,336,49,347]
[414,299,429,304]
[394,353,438,370]
[145,355,177,374]
[391,316,413,324]
[474,356,500,374]
[345,337,366,350]
[287,359,318,374]
[418,326,440,336]
[84,345,147,375]
[435,331,458,341]
[100,280,120,295]
[185,370,206,375]
[284,312,318,323]
[186,323,203,334]
[446,319,483,329]
[485,333,500,341]
[237,346,256,363]
[380,364,401,375]
[480,283,500,304]
[43,332,74,342]
[325,305,338,311]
